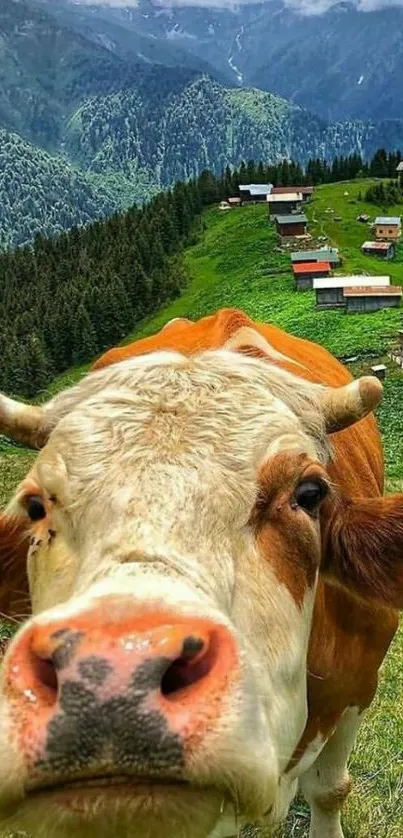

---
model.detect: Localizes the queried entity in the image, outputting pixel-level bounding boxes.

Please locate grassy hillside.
[1,179,403,837]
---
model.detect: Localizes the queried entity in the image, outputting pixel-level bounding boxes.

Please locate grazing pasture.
[1,181,403,837]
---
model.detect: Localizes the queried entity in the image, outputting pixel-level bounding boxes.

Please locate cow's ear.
[322,494,403,610]
[0,514,30,619]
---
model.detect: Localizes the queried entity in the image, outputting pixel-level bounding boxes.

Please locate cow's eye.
[293,480,328,515]
[26,496,47,522]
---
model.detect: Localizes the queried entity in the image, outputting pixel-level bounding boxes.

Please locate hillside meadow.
[1,180,403,836]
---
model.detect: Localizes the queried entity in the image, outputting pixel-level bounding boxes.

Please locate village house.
[397,162,403,182]
[344,285,402,313]
[267,192,303,216]
[361,241,395,260]
[291,247,340,266]
[228,197,242,207]
[275,214,308,238]
[293,261,331,291]
[271,186,314,202]
[374,216,402,241]
[239,184,273,203]
[313,276,390,309]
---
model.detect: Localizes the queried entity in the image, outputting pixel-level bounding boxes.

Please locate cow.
[0,307,402,838]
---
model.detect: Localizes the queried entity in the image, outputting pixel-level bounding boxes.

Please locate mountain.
[64,76,403,187]
[2,0,403,248]
[248,2,403,122]
[0,129,117,249]
[61,0,403,123]
[0,0,210,151]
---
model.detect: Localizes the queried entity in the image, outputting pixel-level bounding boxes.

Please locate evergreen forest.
[1,150,401,401]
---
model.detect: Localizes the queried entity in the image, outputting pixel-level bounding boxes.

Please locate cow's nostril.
[161,633,219,699]
[30,653,58,702]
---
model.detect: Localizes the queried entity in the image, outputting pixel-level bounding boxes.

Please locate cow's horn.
[0,394,46,449]
[321,376,383,434]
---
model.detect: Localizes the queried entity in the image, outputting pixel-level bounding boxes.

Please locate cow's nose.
[4,605,238,775]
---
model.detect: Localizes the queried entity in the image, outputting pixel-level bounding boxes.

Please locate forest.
[1,149,401,401]
[365,179,403,207]
[0,130,118,251]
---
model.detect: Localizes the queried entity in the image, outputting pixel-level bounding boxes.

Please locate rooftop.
[291,248,339,262]
[361,241,393,251]
[397,162,403,172]
[239,184,273,195]
[267,192,302,203]
[375,216,401,226]
[314,276,390,290]
[275,214,307,225]
[344,286,402,297]
[293,261,331,275]
[272,186,314,194]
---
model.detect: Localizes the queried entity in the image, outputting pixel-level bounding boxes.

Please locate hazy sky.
[69,0,403,11]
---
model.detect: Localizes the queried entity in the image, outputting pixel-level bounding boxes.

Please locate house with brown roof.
[313,276,390,309]
[344,286,402,313]
[267,192,303,216]
[272,186,314,202]
[361,241,395,260]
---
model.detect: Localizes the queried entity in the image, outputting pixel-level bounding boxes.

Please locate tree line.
[1,148,402,400]
[365,179,403,207]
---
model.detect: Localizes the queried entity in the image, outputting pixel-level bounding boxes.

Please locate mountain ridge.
[56,0,403,123]
[2,0,403,247]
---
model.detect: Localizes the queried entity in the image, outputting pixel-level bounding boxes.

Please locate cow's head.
[0,345,402,838]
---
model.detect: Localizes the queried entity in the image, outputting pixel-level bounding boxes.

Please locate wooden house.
[275,214,308,238]
[293,261,331,291]
[228,197,242,207]
[313,276,390,309]
[361,241,395,260]
[344,286,402,313]
[374,216,401,241]
[291,248,340,266]
[267,192,303,216]
[272,186,314,203]
[239,184,273,203]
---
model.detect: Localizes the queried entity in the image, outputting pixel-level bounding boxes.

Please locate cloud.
[66,0,403,10]
[67,0,139,6]
[285,0,403,10]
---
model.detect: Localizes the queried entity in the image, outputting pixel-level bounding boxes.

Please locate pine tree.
[25,332,52,397]
[71,303,99,365]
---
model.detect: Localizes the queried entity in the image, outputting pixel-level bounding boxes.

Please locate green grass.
[1,180,403,837]
[306,179,403,281]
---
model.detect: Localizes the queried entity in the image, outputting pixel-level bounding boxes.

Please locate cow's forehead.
[41,351,325,480]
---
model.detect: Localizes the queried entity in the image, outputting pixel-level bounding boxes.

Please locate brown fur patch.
[0,514,30,619]
[253,454,328,606]
[322,493,403,609]
[315,776,353,814]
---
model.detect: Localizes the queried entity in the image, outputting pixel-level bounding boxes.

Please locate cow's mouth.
[29,774,189,797]
[27,775,195,814]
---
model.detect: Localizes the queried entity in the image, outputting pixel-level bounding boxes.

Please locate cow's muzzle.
[2,600,239,791]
